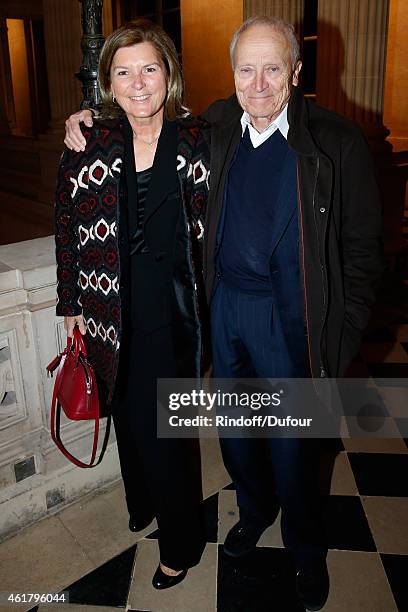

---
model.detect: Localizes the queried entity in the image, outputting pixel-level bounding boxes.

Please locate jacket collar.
[287,86,319,156]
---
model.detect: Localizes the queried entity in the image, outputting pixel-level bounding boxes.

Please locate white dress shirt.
[240,104,289,147]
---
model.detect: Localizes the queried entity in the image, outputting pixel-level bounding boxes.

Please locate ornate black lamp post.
[76,0,105,109]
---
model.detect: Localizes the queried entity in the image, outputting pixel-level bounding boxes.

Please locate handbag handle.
[68,327,88,360]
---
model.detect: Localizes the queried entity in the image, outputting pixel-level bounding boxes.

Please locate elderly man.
[201,16,383,610]
[64,15,383,610]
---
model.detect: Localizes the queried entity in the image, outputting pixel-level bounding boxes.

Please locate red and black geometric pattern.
[55,117,210,402]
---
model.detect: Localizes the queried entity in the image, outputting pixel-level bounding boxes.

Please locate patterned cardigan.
[55,117,210,402]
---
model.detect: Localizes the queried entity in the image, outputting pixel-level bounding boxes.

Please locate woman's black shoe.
[152,565,188,590]
[128,514,154,533]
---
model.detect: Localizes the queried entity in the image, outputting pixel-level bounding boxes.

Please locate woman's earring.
[112,93,116,103]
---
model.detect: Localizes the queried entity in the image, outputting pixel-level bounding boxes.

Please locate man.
[64,16,383,610]
[201,16,382,611]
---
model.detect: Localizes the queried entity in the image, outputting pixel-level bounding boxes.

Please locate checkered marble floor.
[16,270,408,612]
[30,468,406,612]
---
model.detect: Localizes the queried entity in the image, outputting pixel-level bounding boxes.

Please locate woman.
[55,20,210,589]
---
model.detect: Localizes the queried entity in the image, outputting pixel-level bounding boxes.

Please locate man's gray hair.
[230,15,300,69]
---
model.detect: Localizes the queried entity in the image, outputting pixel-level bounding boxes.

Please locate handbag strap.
[50,349,111,469]
[70,327,88,359]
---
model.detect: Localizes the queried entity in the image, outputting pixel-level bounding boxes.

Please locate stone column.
[42,0,83,131]
[316,0,390,151]
[0,18,15,135]
[244,0,303,34]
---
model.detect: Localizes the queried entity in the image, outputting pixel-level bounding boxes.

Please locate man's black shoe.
[296,561,330,611]
[223,519,272,558]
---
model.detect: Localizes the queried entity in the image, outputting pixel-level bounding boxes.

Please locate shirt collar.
[240,104,289,148]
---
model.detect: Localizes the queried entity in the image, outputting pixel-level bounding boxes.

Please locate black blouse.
[129,166,151,255]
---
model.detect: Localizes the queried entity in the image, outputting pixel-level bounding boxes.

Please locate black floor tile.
[217,545,305,612]
[223,482,235,490]
[322,495,376,552]
[145,528,159,539]
[63,544,137,607]
[367,363,408,380]
[348,453,408,496]
[381,553,408,612]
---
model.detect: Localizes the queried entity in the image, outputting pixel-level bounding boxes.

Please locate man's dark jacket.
[201,86,384,377]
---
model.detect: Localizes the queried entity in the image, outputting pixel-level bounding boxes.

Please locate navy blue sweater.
[218,127,297,293]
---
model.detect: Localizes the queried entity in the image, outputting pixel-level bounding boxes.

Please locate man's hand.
[64,109,94,152]
[64,315,86,338]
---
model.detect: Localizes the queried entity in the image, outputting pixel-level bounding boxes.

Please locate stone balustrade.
[0,236,120,540]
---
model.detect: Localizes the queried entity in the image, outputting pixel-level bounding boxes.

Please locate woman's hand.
[64,109,94,152]
[64,315,87,338]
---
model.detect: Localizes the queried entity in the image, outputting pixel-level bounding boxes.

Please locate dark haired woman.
[55,19,209,589]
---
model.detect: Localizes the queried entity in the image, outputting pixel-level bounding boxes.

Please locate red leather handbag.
[47,327,111,468]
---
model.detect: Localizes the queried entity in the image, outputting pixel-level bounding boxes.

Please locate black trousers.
[112,325,205,570]
[211,281,327,570]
